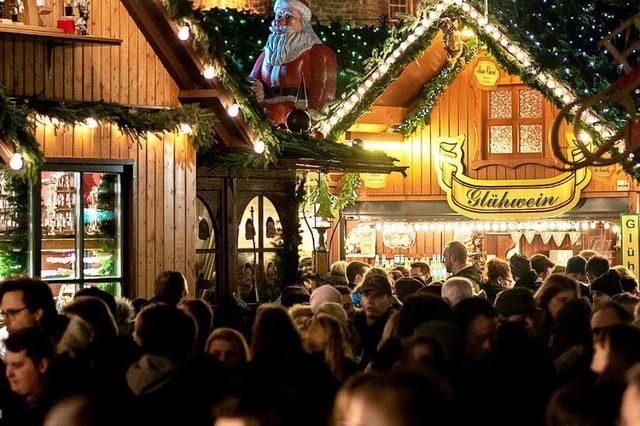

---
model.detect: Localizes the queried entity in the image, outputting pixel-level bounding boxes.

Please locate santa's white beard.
[265,25,321,67]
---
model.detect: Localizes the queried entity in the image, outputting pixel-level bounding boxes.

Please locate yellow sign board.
[435,134,591,219]
[473,56,500,90]
[360,173,389,188]
[621,213,640,275]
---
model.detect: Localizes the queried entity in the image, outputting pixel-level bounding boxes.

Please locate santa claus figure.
[250,0,337,127]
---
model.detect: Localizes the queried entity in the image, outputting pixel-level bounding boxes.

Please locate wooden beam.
[178,89,223,100]
[120,0,208,89]
[356,106,407,125]
[345,131,405,142]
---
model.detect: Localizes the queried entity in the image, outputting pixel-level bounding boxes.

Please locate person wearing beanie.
[249,0,337,126]
[309,284,342,314]
[590,269,624,308]
[510,253,542,292]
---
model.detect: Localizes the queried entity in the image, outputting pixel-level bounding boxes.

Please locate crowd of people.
[1,244,640,425]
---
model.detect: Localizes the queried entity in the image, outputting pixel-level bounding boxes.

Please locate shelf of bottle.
[42,237,116,250]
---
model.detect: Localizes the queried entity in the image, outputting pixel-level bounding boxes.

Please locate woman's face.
[548,289,576,318]
[591,337,610,374]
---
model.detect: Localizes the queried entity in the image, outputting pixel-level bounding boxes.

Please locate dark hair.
[0,278,57,323]
[453,297,497,334]
[74,286,117,317]
[530,254,555,275]
[333,285,352,296]
[596,325,640,386]
[251,304,304,365]
[346,261,369,285]
[178,298,214,353]
[410,262,430,275]
[5,326,55,365]
[135,303,196,360]
[397,293,453,339]
[592,300,633,324]
[585,256,610,280]
[153,271,187,306]
[483,257,510,282]
[534,274,580,308]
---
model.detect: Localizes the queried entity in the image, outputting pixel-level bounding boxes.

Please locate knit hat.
[273,0,312,21]
[394,277,425,304]
[509,253,531,279]
[361,274,393,297]
[590,269,624,297]
[565,255,587,274]
[494,287,536,317]
[309,284,342,313]
[280,285,310,307]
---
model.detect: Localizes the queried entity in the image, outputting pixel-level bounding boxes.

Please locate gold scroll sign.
[435,134,591,219]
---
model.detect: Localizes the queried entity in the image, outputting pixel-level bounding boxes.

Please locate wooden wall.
[357,60,634,200]
[0,0,197,298]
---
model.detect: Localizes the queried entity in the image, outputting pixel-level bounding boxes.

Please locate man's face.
[1,290,38,334]
[5,349,48,402]
[361,291,392,324]
[273,7,303,33]
[443,248,453,273]
[464,314,497,361]
[341,294,355,319]
[410,267,428,281]
[620,383,640,426]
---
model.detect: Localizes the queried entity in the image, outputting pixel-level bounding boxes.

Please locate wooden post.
[22,0,40,25]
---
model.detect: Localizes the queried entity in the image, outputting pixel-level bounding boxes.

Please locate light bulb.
[203,65,216,79]
[179,123,192,134]
[86,117,98,128]
[51,117,60,126]
[178,25,190,41]
[253,140,265,154]
[227,103,240,117]
[9,153,23,170]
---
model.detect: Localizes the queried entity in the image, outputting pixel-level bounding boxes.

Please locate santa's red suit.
[250,43,337,126]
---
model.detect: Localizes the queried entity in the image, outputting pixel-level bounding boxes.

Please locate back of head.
[280,285,310,307]
[346,261,369,285]
[63,296,118,342]
[565,255,587,276]
[509,253,531,279]
[178,298,214,352]
[530,254,555,276]
[394,277,425,304]
[453,296,497,332]
[494,287,536,317]
[585,255,610,281]
[333,367,455,426]
[578,249,599,260]
[153,270,187,306]
[135,303,196,360]
[309,284,342,314]
[397,293,453,339]
[441,277,474,306]
[251,304,303,363]
[74,287,117,318]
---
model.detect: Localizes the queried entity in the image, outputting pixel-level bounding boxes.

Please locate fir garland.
[0,89,217,181]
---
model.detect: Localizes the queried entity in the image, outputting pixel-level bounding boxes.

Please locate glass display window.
[34,163,130,301]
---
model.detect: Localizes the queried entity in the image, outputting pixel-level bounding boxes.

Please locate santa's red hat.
[273,0,312,22]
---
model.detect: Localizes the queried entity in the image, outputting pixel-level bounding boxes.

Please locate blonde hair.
[306,314,355,382]
[205,327,251,363]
